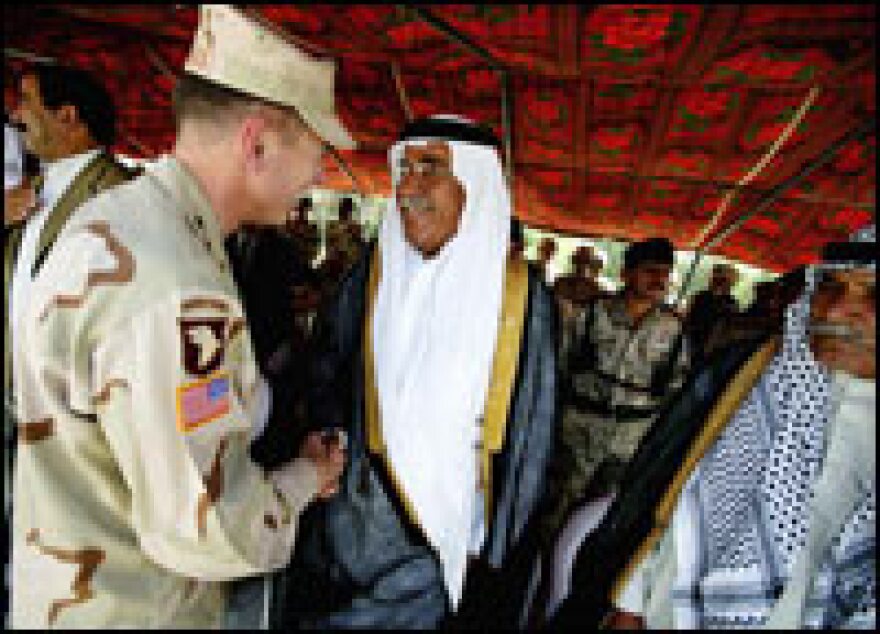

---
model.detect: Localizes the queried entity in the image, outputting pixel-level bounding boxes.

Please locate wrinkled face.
[809,268,875,379]
[626,262,672,303]
[396,142,465,258]
[13,73,64,160]
[246,108,325,226]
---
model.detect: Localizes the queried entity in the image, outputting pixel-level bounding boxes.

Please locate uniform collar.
[40,148,101,210]
[146,155,231,274]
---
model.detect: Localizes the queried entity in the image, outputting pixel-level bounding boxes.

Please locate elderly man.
[278,115,558,629]
[10,6,350,628]
[555,225,876,629]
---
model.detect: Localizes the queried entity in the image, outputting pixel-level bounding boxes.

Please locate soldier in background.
[324,195,364,276]
[547,237,690,535]
[683,262,741,365]
[555,245,606,318]
[536,236,558,286]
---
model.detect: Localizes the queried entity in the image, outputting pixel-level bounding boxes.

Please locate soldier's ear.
[238,114,268,172]
[56,104,79,128]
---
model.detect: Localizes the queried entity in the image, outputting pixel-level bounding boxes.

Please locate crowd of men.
[3,5,875,629]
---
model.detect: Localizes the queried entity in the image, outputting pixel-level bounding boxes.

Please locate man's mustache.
[398,196,432,215]
[808,321,873,342]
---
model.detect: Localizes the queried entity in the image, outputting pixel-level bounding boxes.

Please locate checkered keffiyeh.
[670,225,876,629]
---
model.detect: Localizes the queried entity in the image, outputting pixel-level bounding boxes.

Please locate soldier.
[324,195,364,277]
[683,262,741,364]
[556,245,604,305]
[536,235,558,285]
[529,237,690,623]
[554,244,606,328]
[9,6,352,628]
[548,237,689,535]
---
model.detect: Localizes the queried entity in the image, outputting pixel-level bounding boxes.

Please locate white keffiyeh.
[372,116,511,609]
[671,224,876,629]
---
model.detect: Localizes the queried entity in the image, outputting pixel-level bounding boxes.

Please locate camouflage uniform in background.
[548,292,690,532]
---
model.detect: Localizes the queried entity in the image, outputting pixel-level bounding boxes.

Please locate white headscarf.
[372,115,511,608]
[672,223,876,628]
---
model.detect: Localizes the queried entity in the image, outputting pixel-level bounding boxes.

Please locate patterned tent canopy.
[4,4,875,271]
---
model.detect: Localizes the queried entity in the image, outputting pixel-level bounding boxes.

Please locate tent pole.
[501,71,515,195]
[704,117,877,251]
[144,44,176,80]
[402,5,504,70]
[672,116,876,309]
[390,61,414,122]
[326,145,365,197]
[690,85,821,249]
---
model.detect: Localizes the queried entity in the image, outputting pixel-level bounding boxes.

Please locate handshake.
[299,428,347,499]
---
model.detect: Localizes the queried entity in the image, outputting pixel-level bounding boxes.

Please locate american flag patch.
[176,372,231,432]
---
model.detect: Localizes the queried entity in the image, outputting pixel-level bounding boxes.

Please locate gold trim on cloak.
[608,338,780,608]
[363,250,529,534]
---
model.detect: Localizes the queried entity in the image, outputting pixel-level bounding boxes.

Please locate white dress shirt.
[10,148,101,362]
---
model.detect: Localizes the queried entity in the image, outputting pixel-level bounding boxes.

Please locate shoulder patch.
[179,318,227,376]
[176,371,231,433]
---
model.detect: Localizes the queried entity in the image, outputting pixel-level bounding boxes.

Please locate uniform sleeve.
[92,291,319,581]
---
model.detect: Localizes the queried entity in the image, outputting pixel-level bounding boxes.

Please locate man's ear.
[238,114,267,171]
[56,104,79,128]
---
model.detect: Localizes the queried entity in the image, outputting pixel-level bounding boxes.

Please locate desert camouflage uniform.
[11,157,319,628]
[550,293,689,530]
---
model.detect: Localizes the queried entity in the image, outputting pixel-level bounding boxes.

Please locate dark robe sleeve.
[279,259,561,630]
[305,247,373,433]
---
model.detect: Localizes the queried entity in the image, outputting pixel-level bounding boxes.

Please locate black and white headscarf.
[671,224,876,629]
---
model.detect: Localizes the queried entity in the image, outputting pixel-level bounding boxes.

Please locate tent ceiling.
[4,4,875,271]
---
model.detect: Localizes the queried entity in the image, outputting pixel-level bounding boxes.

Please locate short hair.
[624,237,674,271]
[26,63,117,147]
[172,73,307,137]
[510,217,524,244]
[338,196,355,220]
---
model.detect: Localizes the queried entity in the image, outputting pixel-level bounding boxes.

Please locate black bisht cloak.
[273,246,559,629]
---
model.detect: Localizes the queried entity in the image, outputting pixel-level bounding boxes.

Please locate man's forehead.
[403,141,451,161]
